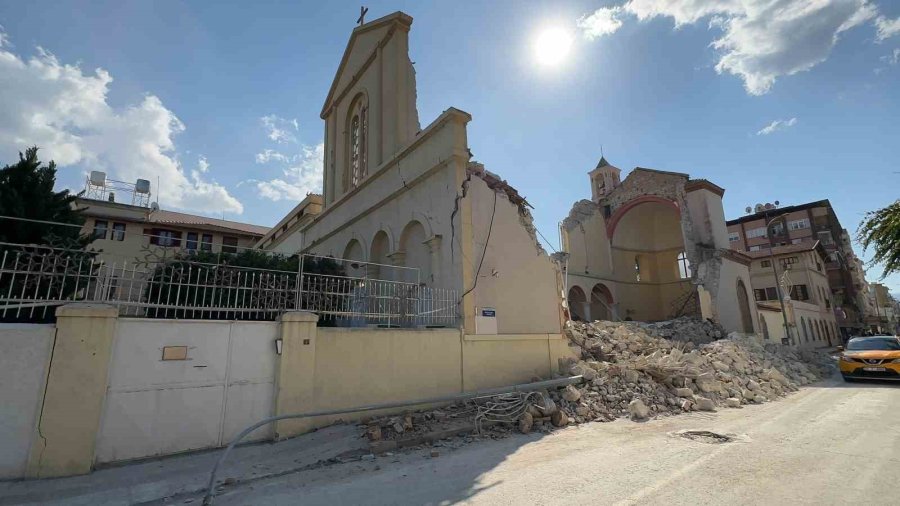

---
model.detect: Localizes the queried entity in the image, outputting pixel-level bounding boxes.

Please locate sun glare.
[534,27,573,66]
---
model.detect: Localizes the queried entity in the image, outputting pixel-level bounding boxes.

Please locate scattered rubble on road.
[357,317,835,447]
[556,318,835,424]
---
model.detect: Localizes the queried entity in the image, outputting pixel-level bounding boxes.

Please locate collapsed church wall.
[463,164,563,335]
[560,166,758,333]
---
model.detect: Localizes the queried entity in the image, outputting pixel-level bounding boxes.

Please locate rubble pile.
[362,402,476,442]
[356,317,836,445]
[555,318,835,424]
[638,316,726,345]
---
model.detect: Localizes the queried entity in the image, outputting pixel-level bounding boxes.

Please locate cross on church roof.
[357,6,368,26]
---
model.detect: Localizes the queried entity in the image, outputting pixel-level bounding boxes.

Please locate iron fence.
[0,242,460,327]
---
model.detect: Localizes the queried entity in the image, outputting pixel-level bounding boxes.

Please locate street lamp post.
[765,215,793,345]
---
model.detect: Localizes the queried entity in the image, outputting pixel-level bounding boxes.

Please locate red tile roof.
[149,210,269,236]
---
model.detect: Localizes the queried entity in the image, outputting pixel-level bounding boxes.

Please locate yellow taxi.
[839,336,900,382]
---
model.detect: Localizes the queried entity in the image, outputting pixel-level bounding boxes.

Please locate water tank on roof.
[135,179,151,194]
[89,171,106,186]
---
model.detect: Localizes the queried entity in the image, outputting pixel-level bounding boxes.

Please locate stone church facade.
[272,12,564,336]
[561,158,759,334]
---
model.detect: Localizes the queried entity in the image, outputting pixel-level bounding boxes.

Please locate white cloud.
[255,149,291,164]
[251,142,323,202]
[625,0,743,26]
[882,47,900,64]
[757,117,797,135]
[197,155,209,173]
[578,0,882,95]
[875,15,900,41]
[260,114,298,144]
[577,7,625,39]
[0,31,243,214]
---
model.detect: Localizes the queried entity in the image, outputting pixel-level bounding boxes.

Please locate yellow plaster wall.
[274,313,571,438]
[26,304,117,478]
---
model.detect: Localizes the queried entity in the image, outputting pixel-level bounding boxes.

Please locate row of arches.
[799,316,837,347]
[341,219,438,286]
[568,283,614,322]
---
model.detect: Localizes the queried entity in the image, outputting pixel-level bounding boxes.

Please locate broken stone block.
[551,410,569,427]
[518,412,534,434]
[623,369,640,383]
[725,397,741,408]
[694,397,715,411]
[673,387,694,398]
[366,425,383,442]
[562,385,582,402]
[628,399,650,421]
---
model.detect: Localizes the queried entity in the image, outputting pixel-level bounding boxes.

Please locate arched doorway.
[342,239,366,278]
[568,286,587,322]
[759,314,769,340]
[370,230,391,279]
[736,279,753,333]
[590,283,614,321]
[399,221,429,285]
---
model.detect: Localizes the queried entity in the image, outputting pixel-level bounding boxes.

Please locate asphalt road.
[212,377,900,506]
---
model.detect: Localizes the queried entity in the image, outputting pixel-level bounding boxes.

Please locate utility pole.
[765,213,793,345]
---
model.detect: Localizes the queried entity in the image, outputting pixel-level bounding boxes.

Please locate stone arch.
[407,212,434,239]
[370,230,392,279]
[590,283,614,321]
[399,220,430,285]
[759,314,769,340]
[568,285,588,322]
[342,238,366,278]
[736,279,753,333]
[609,198,687,321]
[606,196,680,239]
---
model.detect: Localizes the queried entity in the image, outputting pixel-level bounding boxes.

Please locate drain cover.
[678,430,734,444]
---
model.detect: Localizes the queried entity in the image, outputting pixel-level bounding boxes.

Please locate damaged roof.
[467,162,533,211]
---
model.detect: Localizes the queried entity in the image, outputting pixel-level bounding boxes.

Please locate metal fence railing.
[0,243,460,327]
[296,272,459,327]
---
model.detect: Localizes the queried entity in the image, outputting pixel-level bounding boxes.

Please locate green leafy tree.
[858,200,900,278]
[144,249,347,323]
[0,146,86,246]
[0,147,94,322]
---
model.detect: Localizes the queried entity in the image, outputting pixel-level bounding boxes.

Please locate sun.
[534,27,573,66]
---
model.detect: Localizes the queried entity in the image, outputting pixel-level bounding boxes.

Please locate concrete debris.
[358,317,834,455]
[628,399,650,420]
[554,318,834,423]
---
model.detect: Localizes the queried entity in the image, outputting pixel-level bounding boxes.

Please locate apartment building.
[747,241,839,347]
[867,283,899,334]
[726,200,864,338]
[75,197,269,264]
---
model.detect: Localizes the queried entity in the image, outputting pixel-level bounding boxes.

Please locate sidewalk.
[0,424,367,506]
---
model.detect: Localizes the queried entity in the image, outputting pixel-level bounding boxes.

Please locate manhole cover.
[679,430,734,444]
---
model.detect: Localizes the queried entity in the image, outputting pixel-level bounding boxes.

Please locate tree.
[144,249,347,324]
[0,146,86,246]
[858,200,900,279]
[0,147,93,323]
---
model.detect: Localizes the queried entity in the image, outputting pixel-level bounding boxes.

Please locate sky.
[1,0,898,291]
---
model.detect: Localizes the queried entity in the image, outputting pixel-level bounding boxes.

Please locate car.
[838,336,900,381]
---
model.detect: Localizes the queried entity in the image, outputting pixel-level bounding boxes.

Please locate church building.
[266,11,564,337]
[560,158,760,334]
